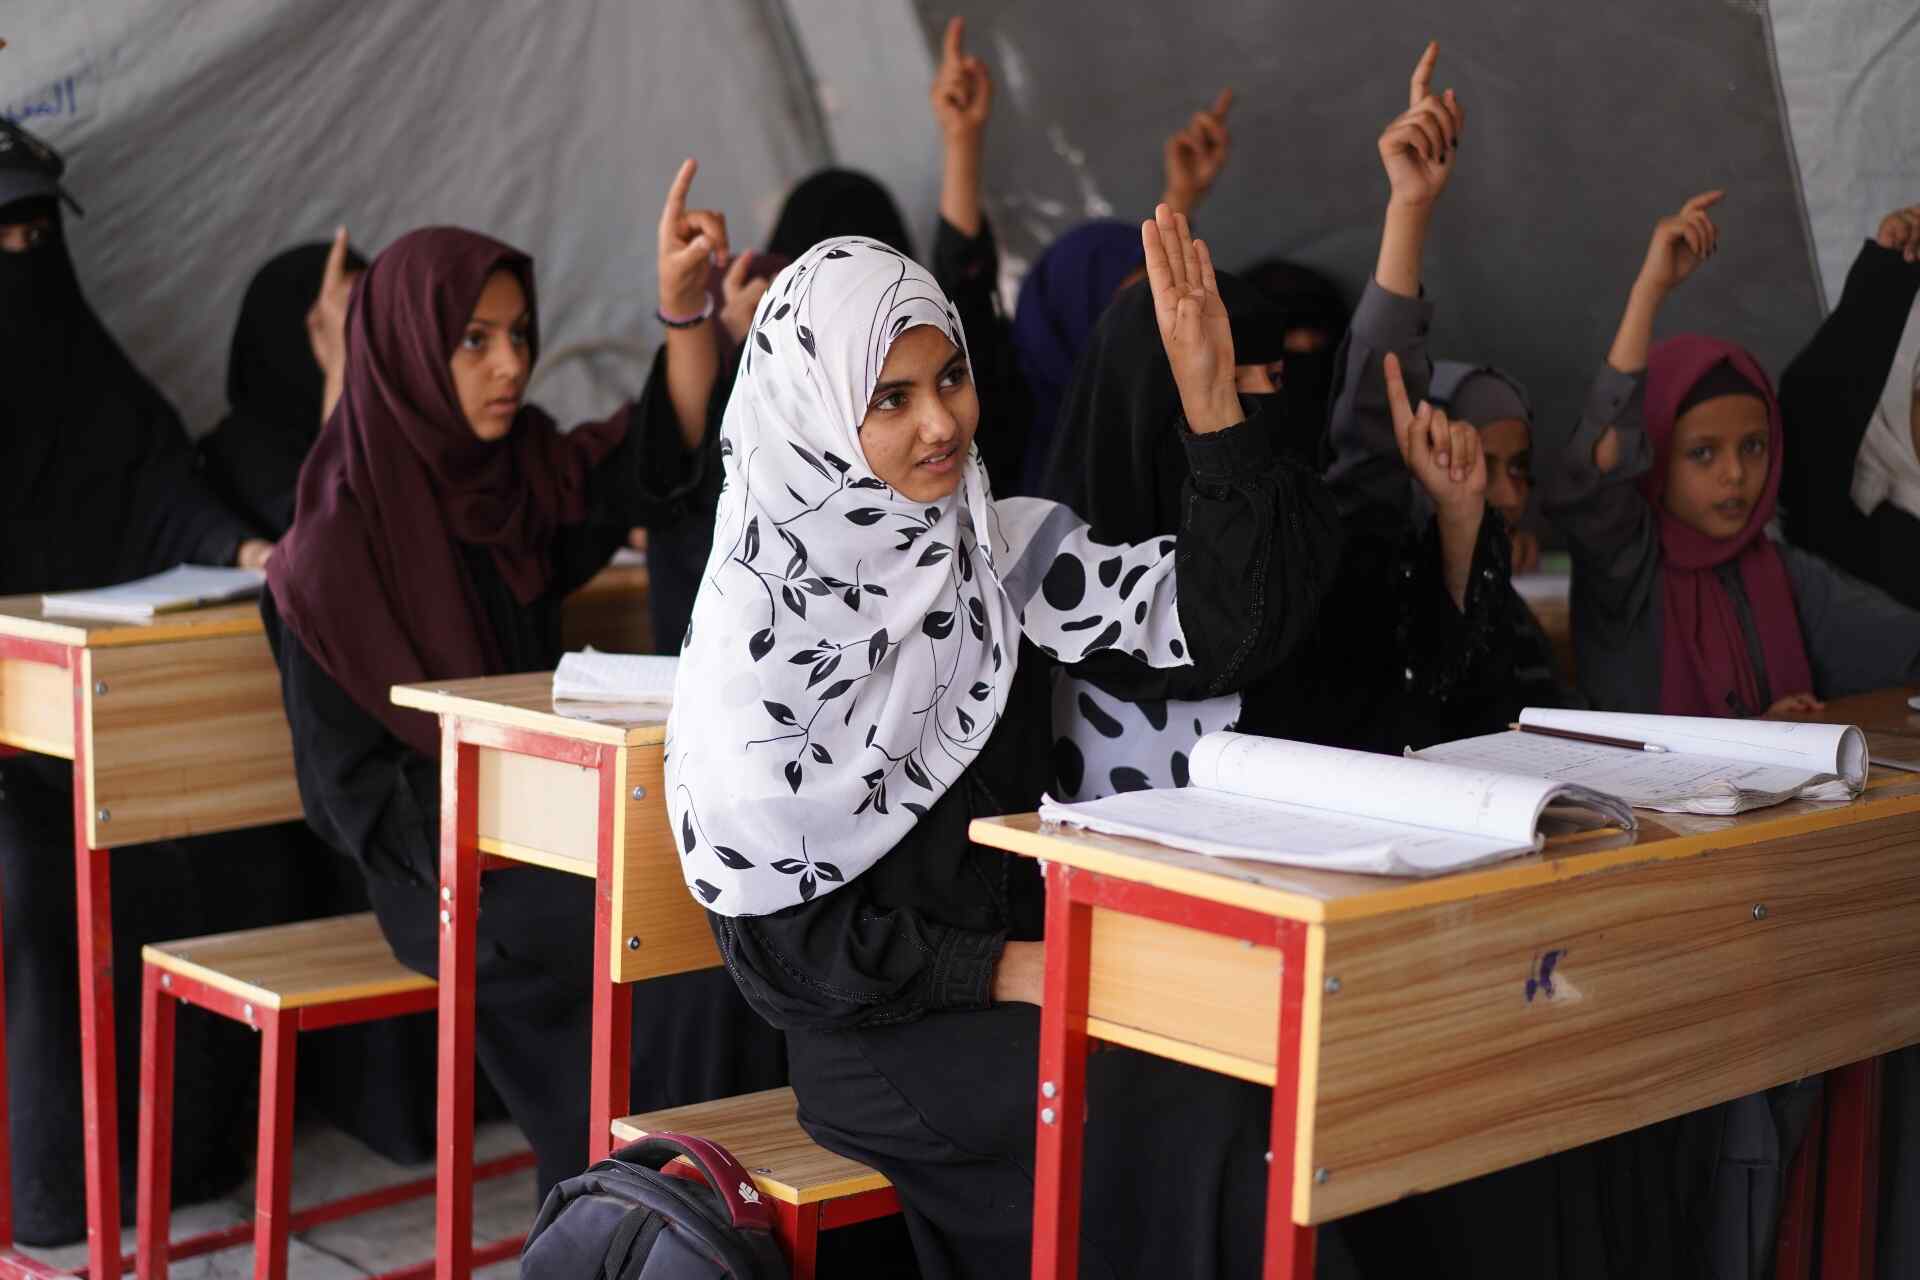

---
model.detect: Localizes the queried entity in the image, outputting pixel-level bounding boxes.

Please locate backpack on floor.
[521,1132,788,1280]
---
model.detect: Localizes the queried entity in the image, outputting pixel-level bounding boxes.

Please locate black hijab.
[199,242,368,536]
[1035,272,1310,543]
[766,168,914,263]
[0,205,246,593]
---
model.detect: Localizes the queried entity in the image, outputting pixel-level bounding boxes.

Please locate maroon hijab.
[1639,335,1813,717]
[268,227,627,754]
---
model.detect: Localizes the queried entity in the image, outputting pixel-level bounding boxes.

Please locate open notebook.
[551,648,677,722]
[1416,708,1868,816]
[1037,732,1634,877]
[41,564,265,622]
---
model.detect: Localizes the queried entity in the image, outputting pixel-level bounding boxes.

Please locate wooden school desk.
[969,688,1920,1279]
[0,597,302,1280]
[390,674,710,1280]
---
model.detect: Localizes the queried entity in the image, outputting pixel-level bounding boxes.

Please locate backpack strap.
[603,1210,666,1280]
[614,1133,776,1233]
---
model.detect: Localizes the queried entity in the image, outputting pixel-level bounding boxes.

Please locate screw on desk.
[632,786,648,801]
[93,680,108,696]
[441,886,452,901]
[1041,1081,1056,1099]
[97,807,110,823]
[627,936,641,951]
[1040,1107,1057,1126]
[1751,904,1768,921]
[1324,976,1342,995]
[439,909,452,926]
[1314,1168,1331,1185]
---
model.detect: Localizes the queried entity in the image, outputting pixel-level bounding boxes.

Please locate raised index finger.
[1409,40,1439,108]
[321,225,351,290]
[1682,189,1725,215]
[1383,351,1416,434]
[942,15,965,66]
[661,157,696,231]
[1209,87,1234,120]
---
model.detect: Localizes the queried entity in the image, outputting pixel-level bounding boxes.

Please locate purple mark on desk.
[1524,948,1566,1004]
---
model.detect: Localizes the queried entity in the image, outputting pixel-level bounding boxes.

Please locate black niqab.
[1034,272,1312,542]
[0,210,245,593]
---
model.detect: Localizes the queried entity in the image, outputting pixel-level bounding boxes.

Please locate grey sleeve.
[1539,364,1659,622]
[1779,543,1920,698]
[1324,280,1434,516]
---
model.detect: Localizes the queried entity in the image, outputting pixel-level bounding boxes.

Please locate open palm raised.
[1141,202,1241,435]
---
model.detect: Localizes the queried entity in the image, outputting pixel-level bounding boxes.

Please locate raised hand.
[236,539,275,570]
[719,251,771,348]
[930,16,992,143]
[1377,42,1463,209]
[1142,203,1240,434]
[1163,88,1233,216]
[1637,190,1724,296]
[1877,204,1920,264]
[657,157,731,319]
[1385,351,1485,512]
[305,227,355,380]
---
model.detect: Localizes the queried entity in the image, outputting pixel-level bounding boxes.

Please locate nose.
[917,400,960,447]
[494,340,529,391]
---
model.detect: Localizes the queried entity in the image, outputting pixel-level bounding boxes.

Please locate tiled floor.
[20,1121,537,1278]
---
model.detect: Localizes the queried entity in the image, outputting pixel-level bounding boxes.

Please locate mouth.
[915,444,961,473]
[1711,498,1749,521]
[485,395,521,416]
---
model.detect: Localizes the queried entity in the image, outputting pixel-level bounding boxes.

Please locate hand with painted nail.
[1385,350,1486,515]
[1637,190,1724,297]
[1377,41,1464,210]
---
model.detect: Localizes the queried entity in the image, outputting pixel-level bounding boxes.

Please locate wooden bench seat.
[141,912,435,1011]
[613,1086,891,1206]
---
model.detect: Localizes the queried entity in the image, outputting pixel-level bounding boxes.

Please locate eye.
[939,363,970,390]
[461,329,487,353]
[872,390,907,412]
[1687,445,1714,464]
[1741,435,1768,457]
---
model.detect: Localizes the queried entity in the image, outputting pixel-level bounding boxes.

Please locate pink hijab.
[1639,335,1813,717]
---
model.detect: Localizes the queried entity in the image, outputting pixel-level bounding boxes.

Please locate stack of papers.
[1416,708,1867,816]
[41,565,265,622]
[552,649,677,720]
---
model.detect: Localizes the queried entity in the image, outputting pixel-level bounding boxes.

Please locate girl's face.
[1228,326,1329,395]
[857,324,978,502]
[450,269,531,442]
[1479,417,1532,531]
[1663,394,1771,539]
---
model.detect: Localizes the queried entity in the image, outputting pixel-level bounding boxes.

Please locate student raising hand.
[1162,88,1233,217]
[931,15,993,237]
[1877,203,1920,264]
[1141,202,1241,434]
[1385,351,1487,608]
[1378,41,1463,212]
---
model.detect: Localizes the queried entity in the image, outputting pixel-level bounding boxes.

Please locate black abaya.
[0,211,304,1243]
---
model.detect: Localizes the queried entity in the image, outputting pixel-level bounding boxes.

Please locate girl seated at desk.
[0,118,294,1244]
[666,212,1367,1277]
[261,164,784,1197]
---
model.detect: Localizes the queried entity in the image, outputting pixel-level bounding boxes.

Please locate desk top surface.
[0,595,264,649]
[970,688,1920,924]
[392,670,667,747]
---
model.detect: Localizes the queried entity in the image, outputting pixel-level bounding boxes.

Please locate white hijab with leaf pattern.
[667,237,1194,917]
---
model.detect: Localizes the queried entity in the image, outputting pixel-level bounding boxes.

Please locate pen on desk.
[1510,722,1669,753]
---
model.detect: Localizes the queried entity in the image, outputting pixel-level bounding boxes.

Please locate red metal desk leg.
[435,730,480,1280]
[1031,864,1093,1280]
[1774,1090,1822,1280]
[1263,920,1314,1280]
[72,666,123,1280]
[1820,1056,1884,1280]
[0,828,12,1257]
[253,1009,298,1280]
[589,747,630,1164]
